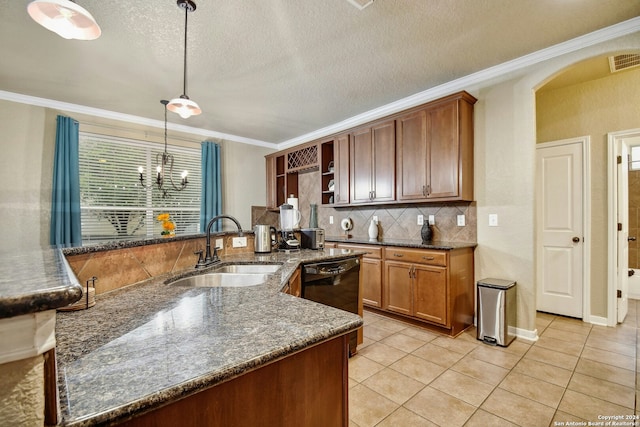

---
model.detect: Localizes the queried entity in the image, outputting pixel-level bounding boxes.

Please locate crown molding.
[0,90,276,149]
[277,16,640,150]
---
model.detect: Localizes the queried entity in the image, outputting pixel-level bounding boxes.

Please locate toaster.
[300,228,325,250]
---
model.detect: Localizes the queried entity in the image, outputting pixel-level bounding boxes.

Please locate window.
[79,133,201,244]
[631,146,640,171]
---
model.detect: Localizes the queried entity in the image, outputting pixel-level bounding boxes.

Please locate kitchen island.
[54,248,364,426]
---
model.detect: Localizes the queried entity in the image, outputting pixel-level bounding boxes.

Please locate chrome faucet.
[195,214,244,268]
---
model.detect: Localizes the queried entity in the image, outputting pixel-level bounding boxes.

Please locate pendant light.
[167,0,202,119]
[138,100,189,198]
[27,0,101,40]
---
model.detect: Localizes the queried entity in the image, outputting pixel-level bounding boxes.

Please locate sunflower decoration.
[157,213,176,237]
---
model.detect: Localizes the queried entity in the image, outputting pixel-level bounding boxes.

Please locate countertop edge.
[63,321,361,427]
[0,249,83,319]
[325,236,477,250]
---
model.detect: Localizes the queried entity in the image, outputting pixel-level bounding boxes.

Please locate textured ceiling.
[0,1,639,145]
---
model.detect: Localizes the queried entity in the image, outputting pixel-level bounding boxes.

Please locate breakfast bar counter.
[54,249,364,426]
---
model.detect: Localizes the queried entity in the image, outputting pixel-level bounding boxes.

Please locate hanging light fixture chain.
[182,3,188,96]
[167,0,201,118]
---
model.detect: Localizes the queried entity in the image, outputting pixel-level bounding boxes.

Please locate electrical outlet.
[428,215,435,225]
[232,236,247,248]
[373,215,378,223]
[329,215,334,225]
[457,215,466,226]
[417,215,424,225]
[215,238,224,249]
[489,214,499,227]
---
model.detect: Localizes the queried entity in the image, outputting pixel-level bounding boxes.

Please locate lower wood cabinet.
[118,335,350,427]
[335,244,382,308]
[334,242,474,336]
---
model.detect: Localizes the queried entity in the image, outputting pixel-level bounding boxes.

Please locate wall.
[473,32,640,333]
[0,355,44,426]
[0,100,53,250]
[536,65,640,317]
[0,99,274,250]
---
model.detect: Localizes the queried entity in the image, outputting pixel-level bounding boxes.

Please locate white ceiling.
[0,1,639,147]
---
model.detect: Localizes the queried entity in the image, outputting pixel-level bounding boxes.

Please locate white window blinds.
[79,133,201,244]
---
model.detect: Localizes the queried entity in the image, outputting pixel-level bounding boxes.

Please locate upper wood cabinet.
[333,134,350,205]
[265,91,476,208]
[319,134,350,206]
[350,120,396,204]
[396,92,476,202]
[265,144,317,209]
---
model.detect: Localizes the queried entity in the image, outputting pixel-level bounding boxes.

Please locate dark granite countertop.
[55,249,364,427]
[0,248,83,319]
[325,235,477,250]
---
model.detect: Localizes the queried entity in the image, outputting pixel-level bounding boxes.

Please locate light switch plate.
[428,215,435,225]
[489,214,499,227]
[215,238,223,249]
[232,236,247,248]
[457,215,466,226]
[329,215,334,224]
[417,215,424,225]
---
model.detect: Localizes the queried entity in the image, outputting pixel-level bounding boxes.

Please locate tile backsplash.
[253,171,477,243]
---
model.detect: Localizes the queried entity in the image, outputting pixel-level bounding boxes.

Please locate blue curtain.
[50,116,82,246]
[200,141,222,232]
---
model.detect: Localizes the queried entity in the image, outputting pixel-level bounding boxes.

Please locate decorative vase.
[368,219,378,240]
[421,220,433,243]
[309,204,318,228]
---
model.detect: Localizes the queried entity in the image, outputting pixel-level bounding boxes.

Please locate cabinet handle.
[422,185,427,197]
[422,256,435,260]
[426,184,431,196]
[393,253,404,257]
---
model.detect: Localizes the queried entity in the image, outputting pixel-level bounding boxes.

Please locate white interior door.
[616,142,629,322]
[536,140,584,318]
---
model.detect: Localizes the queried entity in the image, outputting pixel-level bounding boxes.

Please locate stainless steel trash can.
[477,278,516,346]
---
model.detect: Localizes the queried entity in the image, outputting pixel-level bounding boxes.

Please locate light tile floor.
[349,301,639,427]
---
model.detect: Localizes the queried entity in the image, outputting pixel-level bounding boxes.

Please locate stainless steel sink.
[169,273,268,288]
[214,264,281,274]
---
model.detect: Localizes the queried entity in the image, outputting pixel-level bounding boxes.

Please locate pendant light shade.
[167,95,202,119]
[27,0,101,40]
[168,0,201,119]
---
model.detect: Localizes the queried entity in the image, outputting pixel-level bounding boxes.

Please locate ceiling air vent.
[609,54,640,73]
[346,0,375,10]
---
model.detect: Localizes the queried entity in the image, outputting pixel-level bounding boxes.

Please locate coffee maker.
[279,203,301,251]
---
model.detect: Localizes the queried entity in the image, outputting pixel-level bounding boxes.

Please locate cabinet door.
[384,261,412,315]
[288,267,302,297]
[350,127,374,204]
[426,101,460,199]
[370,120,396,202]
[361,258,382,308]
[396,110,428,201]
[333,134,350,205]
[265,155,277,208]
[413,264,448,325]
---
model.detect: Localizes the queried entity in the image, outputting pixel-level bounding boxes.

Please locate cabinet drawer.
[336,243,382,259]
[383,247,447,266]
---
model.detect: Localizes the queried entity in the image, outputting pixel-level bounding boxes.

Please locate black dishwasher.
[301,257,360,356]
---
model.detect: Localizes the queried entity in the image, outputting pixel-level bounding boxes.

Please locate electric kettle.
[254,225,277,253]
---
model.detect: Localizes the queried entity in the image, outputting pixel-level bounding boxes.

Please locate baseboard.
[587,315,609,326]
[514,327,538,342]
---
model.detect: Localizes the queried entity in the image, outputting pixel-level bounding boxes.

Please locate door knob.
[572,237,580,243]
[629,236,637,242]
